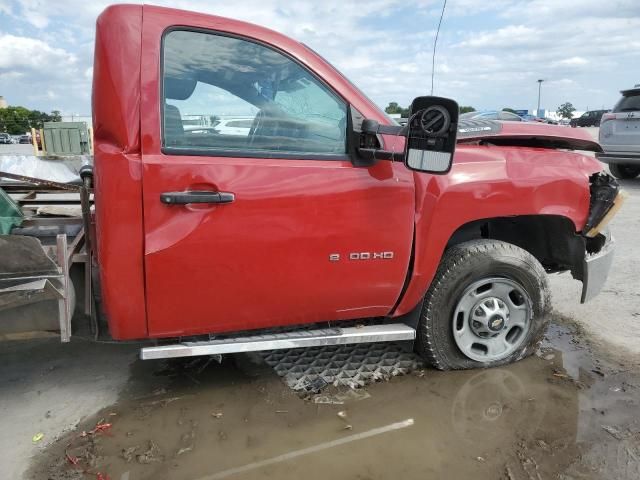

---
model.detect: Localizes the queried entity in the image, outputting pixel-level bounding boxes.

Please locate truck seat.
[164,104,184,146]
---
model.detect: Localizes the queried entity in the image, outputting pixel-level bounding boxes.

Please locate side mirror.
[356,96,458,174]
[404,96,458,174]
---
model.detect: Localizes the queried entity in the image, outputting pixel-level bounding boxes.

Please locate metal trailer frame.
[0,179,93,342]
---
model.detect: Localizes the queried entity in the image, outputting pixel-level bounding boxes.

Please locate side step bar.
[140,323,416,360]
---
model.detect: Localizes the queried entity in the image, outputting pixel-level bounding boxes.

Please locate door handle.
[160,191,235,205]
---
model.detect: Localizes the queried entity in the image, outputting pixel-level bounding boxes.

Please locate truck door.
[140,24,415,337]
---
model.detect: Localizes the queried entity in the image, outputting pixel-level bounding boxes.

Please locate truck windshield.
[301,43,399,126]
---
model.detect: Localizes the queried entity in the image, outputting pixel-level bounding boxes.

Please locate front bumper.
[580,232,615,303]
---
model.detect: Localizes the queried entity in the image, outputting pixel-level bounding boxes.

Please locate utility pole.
[537,79,544,116]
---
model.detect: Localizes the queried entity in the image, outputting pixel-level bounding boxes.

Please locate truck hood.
[456,119,602,153]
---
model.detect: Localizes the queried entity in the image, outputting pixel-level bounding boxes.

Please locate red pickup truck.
[4,4,622,370]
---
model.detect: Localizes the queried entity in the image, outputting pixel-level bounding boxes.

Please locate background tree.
[385,102,402,114]
[556,102,576,120]
[0,106,62,134]
[384,102,410,117]
[386,102,477,117]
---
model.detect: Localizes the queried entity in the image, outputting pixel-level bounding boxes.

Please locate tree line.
[385,101,578,119]
[385,102,475,116]
[0,106,62,135]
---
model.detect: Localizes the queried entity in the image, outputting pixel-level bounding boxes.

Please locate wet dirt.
[28,320,640,480]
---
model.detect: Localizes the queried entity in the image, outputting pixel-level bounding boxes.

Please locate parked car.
[18,134,31,144]
[183,125,219,135]
[570,110,608,127]
[460,110,523,121]
[597,85,640,179]
[0,133,13,144]
[519,114,541,123]
[518,114,557,124]
[215,117,254,136]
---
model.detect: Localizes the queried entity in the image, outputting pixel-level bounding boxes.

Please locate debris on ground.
[86,422,112,436]
[337,410,352,430]
[135,440,162,464]
[121,446,138,463]
[142,396,187,407]
[535,439,551,452]
[32,432,44,443]
[298,376,329,393]
[313,388,371,405]
[601,424,632,441]
[175,423,197,457]
[63,420,113,477]
[515,441,543,480]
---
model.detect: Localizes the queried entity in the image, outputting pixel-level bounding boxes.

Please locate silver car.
[598,85,640,179]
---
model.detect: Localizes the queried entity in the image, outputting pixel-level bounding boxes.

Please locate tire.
[415,240,551,370]
[609,163,640,180]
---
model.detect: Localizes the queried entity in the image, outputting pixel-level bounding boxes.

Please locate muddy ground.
[21,320,640,480]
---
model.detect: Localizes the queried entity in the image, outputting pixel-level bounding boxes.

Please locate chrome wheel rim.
[452,277,533,362]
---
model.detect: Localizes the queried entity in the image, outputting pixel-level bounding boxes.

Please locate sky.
[0,0,639,117]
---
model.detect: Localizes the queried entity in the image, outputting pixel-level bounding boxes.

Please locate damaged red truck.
[3,4,623,370]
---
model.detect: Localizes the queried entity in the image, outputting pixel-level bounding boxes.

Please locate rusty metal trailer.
[0,158,94,341]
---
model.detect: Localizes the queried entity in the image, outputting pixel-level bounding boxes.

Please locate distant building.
[0,96,7,109]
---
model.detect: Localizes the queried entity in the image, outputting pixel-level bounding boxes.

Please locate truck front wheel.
[415,240,551,370]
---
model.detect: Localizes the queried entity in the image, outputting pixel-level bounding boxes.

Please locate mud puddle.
[28,321,640,480]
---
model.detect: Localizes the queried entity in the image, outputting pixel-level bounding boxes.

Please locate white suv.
[598,85,640,179]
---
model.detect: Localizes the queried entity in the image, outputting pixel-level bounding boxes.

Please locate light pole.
[536,79,544,116]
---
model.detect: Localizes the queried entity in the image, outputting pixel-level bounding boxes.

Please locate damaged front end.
[578,172,624,303]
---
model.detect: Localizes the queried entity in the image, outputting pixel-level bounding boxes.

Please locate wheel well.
[446,215,586,276]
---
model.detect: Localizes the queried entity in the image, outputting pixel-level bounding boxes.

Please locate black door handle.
[160,191,235,205]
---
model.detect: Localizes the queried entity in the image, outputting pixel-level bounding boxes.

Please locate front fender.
[393,144,603,316]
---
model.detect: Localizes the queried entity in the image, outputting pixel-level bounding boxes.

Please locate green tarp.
[0,187,23,234]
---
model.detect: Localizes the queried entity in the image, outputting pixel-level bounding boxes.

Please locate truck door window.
[162,30,347,157]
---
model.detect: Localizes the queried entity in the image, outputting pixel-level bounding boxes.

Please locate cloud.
[554,57,589,67]
[0,31,87,112]
[0,0,639,115]
[457,25,542,49]
[0,0,12,15]
[0,33,77,71]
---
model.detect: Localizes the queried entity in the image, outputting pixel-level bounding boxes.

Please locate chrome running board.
[140,323,416,360]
